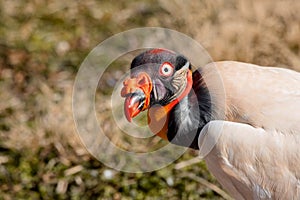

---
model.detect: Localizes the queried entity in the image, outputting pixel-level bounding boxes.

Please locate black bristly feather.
[167,69,212,149]
[175,55,190,70]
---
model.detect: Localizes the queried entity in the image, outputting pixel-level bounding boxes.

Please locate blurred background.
[1,0,300,199]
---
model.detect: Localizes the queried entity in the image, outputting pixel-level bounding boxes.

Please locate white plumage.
[199,61,300,199]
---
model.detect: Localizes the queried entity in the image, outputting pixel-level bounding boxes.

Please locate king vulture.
[121,48,300,199]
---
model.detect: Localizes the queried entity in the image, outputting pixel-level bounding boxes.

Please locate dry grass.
[0,0,299,199]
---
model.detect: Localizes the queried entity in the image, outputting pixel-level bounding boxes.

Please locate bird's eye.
[159,62,174,77]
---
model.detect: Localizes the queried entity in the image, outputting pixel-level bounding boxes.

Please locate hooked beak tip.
[124,91,145,122]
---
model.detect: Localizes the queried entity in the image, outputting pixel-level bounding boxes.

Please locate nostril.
[138,77,146,85]
[137,74,149,86]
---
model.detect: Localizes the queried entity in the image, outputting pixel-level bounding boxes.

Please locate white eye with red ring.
[159,62,174,77]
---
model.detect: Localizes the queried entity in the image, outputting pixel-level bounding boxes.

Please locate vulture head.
[121,48,211,149]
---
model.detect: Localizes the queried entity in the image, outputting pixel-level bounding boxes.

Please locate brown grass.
[0,0,299,199]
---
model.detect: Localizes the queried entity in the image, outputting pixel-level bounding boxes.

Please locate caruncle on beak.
[120,72,152,122]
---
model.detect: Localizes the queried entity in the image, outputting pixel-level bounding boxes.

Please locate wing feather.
[200,120,300,199]
[214,61,300,134]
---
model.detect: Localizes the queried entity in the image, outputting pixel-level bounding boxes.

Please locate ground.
[0,0,300,199]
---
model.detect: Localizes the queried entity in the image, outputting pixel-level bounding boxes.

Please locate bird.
[120,48,300,199]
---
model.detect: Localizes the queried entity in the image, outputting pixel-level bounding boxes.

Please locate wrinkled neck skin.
[167,70,212,149]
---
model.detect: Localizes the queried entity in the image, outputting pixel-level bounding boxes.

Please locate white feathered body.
[200,62,300,199]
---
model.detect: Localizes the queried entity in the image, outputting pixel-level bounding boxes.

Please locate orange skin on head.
[121,69,193,140]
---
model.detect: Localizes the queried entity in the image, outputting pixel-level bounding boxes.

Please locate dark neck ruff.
[166,69,212,149]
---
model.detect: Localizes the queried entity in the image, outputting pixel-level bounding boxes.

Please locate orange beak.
[120,73,152,122]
